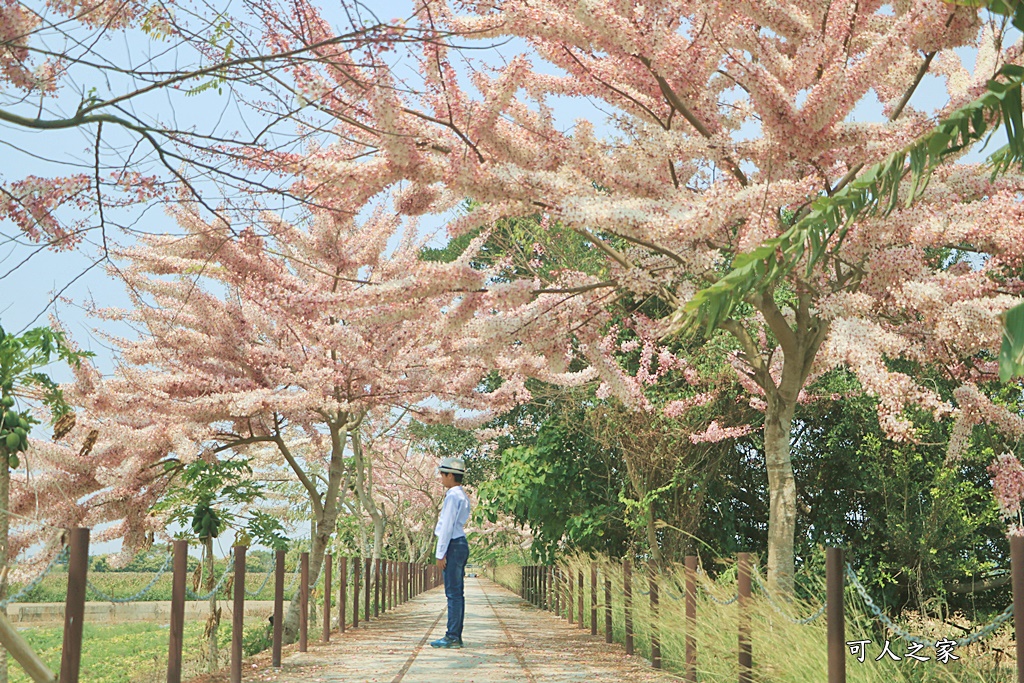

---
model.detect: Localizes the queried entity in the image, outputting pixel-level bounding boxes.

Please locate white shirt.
[434,485,471,560]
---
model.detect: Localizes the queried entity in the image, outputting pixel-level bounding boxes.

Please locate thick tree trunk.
[351,431,385,560]
[734,294,828,598]
[372,517,385,560]
[763,390,797,597]
[282,419,348,643]
[646,500,664,566]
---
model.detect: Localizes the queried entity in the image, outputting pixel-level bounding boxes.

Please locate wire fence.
[0,547,68,609]
[0,532,440,683]
[86,552,174,603]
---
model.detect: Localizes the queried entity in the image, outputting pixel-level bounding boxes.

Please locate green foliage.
[154,458,287,549]
[788,377,1011,613]
[999,301,1024,382]
[676,62,1024,339]
[0,322,92,465]
[185,18,234,97]
[476,414,630,562]
[419,208,607,282]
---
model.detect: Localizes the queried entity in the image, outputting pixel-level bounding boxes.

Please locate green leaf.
[999,301,1024,382]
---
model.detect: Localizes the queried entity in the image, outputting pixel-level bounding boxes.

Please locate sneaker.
[430,636,464,649]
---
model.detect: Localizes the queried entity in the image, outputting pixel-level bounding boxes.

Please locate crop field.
[8,571,284,603]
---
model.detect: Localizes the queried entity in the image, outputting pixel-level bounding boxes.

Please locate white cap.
[438,457,466,474]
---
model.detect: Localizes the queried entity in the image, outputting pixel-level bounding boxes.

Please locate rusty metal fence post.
[272,550,285,667]
[374,559,381,617]
[299,551,309,651]
[353,556,360,628]
[738,552,752,683]
[323,552,332,643]
[339,556,347,633]
[827,548,845,683]
[591,564,597,636]
[1013,536,1024,683]
[684,555,697,683]
[578,568,584,628]
[623,558,633,655]
[230,545,246,683]
[649,565,661,669]
[59,527,89,683]
[567,564,574,624]
[604,568,612,644]
[364,558,371,621]
[166,539,187,683]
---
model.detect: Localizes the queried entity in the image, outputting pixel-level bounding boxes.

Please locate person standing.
[431,457,471,649]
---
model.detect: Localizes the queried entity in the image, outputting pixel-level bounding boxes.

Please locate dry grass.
[489,554,1017,683]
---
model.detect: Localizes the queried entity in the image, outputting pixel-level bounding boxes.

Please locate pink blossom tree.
[60,191,543,638]
[237,0,1024,595]
[366,428,445,562]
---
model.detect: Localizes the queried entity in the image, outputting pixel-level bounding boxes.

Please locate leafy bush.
[242,624,273,656]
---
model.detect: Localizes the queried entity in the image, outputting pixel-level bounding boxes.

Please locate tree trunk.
[372,516,385,560]
[203,536,219,673]
[351,431,385,559]
[282,419,348,643]
[763,389,797,597]
[740,293,828,598]
[646,500,664,566]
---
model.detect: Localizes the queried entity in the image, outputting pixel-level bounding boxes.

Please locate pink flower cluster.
[989,453,1024,523]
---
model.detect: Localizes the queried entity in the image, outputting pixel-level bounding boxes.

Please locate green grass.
[8,618,273,683]
[492,557,1018,683]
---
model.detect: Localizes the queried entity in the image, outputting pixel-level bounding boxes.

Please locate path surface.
[243,577,676,683]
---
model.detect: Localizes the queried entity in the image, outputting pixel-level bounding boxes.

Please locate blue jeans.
[443,536,469,640]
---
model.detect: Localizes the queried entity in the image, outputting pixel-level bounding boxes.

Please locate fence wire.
[186,550,235,601]
[86,552,174,603]
[845,564,1014,648]
[0,548,68,608]
[750,569,825,625]
[244,570,274,598]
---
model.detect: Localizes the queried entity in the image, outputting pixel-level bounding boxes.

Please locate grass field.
[8,618,272,683]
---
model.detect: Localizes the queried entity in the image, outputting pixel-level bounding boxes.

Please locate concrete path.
[231,577,677,683]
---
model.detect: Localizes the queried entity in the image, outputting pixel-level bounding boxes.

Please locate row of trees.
[3,0,1024,673]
